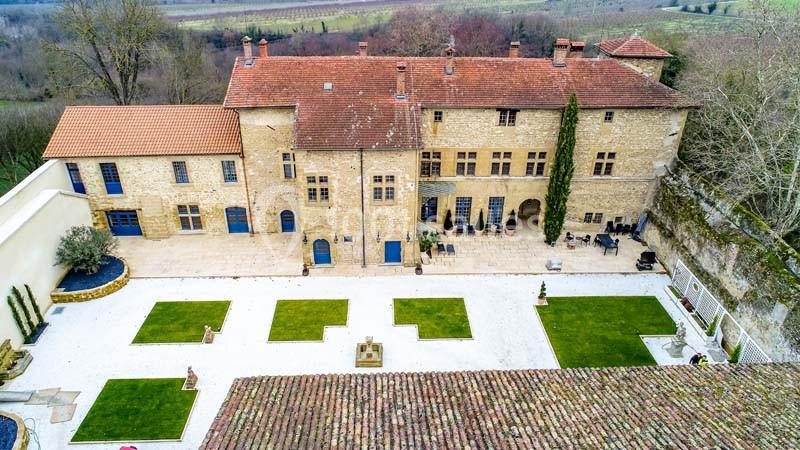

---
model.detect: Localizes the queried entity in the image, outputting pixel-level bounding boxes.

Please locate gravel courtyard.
[2,273,699,449]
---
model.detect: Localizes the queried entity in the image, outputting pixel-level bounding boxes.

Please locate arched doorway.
[519,199,542,226]
[280,210,295,232]
[313,239,332,265]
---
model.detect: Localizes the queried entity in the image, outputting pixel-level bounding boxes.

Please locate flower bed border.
[51,258,130,303]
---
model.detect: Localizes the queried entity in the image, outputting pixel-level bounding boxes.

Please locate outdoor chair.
[446,244,456,256]
[467,225,476,236]
[622,224,632,234]
[636,251,657,271]
[437,243,446,254]
[582,234,591,246]
[495,225,503,236]
[605,221,614,233]
[456,226,464,236]
[565,232,574,242]
[593,235,601,246]
[614,223,624,234]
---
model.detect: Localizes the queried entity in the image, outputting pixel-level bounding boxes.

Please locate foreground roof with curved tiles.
[597,35,673,59]
[225,55,693,150]
[201,363,800,449]
[43,105,241,159]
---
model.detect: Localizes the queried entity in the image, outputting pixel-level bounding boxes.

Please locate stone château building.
[43,34,693,268]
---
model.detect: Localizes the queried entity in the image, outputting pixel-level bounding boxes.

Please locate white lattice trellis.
[672,260,772,364]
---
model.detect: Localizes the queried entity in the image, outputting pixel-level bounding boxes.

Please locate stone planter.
[420,253,431,265]
[51,257,129,303]
[0,411,29,450]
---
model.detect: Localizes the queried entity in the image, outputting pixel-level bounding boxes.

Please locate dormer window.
[323,82,333,91]
[434,111,443,123]
[498,109,517,126]
[604,111,614,123]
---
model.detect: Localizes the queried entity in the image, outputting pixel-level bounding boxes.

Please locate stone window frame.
[420,151,441,177]
[371,174,396,204]
[221,160,238,183]
[497,109,517,127]
[525,151,548,177]
[433,111,443,123]
[592,152,616,177]
[306,175,331,206]
[604,111,614,123]
[491,152,512,176]
[455,152,477,177]
[172,161,190,184]
[582,212,603,224]
[282,151,296,179]
[177,204,203,231]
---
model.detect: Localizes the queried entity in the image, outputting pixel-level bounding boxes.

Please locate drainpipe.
[359,148,367,268]
[234,109,255,236]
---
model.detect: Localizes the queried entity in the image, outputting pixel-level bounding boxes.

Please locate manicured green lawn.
[72,378,197,442]
[394,298,472,339]
[268,299,348,341]
[132,301,230,344]
[537,296,676,368]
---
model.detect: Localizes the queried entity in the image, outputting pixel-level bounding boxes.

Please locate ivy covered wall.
[644,163,799,361]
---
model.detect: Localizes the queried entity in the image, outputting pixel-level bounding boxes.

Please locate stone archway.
[518,199,542,226]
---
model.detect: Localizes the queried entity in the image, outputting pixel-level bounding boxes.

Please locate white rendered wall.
[0,159,91,348]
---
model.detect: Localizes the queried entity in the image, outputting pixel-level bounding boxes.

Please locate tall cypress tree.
[544,93,579,244]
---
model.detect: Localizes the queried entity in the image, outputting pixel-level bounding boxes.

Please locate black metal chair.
[446,244,456,256]
[565,232,574,242]
[467,225,476,236]
[614,223,624,235]
[605,221,614,233]
[495,224,503,236]
[582,234,591,246]
[593,235,601,246]
[456,225,464,236]
[622,224,632,234]
[437,243,446,255]
[636,251,656,271]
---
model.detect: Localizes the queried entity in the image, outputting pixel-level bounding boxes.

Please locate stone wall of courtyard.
[643,163,800,361]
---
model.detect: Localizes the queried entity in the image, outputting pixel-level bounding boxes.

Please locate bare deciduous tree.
[49,0,165,105]
[680,0,800,238]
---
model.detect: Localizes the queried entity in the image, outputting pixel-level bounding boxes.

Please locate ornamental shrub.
[476,209,485,232]
[24,284,44,324]
[12,286,35,333]
[55,226,118,275]
[538,281,547,299]
[705,314,719,337]
[506,210,517,230]
[443,210,454,231]
[419,231,439,255]
[729,342,742,363]
[7,295,30,344]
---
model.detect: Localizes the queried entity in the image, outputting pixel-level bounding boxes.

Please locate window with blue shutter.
[100,163,122,194]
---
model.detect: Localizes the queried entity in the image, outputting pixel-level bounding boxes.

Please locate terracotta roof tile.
[597,35,672,59]
[225,56,693,150]
[201,364,800,449]
[43,105,241,158]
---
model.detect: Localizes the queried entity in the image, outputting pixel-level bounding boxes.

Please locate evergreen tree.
[543,93,579,244]
[12,286,35,334]
[476,209,485,231]
[7,296,30,344]
[25,284,44,324]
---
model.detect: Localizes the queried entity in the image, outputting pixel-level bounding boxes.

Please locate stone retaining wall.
[50,259,130,303]
[644,164,799,361]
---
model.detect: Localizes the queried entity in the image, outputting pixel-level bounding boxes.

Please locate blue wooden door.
[226,207,249,233]
[313,239,331,265]
[66,163,86,194]
[280,210,295,232]
[384,241,402,263]
[106,210,142,236]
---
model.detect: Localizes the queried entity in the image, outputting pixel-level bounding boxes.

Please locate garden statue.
[663,323,688,358]
[184,366,198,390]
[203,325,214,344]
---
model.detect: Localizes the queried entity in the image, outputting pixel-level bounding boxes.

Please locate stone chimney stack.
[444,46,455,75]
[358,41,368,57]
[242,36,253,63]
[396,62,407,99]
[568,41,584,58]
[258,38,268,57]
[553,38,569,67]
[509,41,521,58]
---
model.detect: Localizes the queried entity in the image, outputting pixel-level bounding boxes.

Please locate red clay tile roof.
[225,56,693,150]
[597,35,672,58]
[202,364,800,449]
[43,105,241,158]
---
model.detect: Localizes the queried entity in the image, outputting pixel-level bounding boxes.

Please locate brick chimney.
[444,46,455,75]
[568,41,584,58]
[553,38,569,67]
[396,62,407,99]
[509,41,521,58]
[242,36,253,63]
[358,41,368,57]
[258,38,268,57]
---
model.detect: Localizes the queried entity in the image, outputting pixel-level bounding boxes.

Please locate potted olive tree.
[505,210,518,236]
[418,231,439,264]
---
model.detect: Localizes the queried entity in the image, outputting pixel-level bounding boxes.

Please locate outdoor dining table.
[596,233,619,256]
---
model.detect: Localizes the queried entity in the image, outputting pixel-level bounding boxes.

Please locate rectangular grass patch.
[72,378,197,442]
[394,298,472,339]
[268,299,348,341]
[133,301,230,344]
[537,296,676,368]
